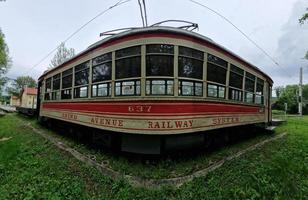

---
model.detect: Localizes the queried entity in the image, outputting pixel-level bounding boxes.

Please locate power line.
[189,0,280,67]
[23,0,132,76]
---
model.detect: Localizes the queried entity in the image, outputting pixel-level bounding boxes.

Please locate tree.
[273,85,298,113]
[274,86,284,98]
[299,8,308,24]
[299,8,308,60]
[0,29,11,94]
[7,76,37,96]
[49,42,75,69]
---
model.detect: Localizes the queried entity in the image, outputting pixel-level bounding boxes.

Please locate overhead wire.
[22,0,132,76]
[189,0,280,67]
[188,0,302,85]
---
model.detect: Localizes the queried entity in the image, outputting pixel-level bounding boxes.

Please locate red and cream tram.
[37,26,273,154]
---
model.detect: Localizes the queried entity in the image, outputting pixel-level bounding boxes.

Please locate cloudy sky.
[0,0,307,87]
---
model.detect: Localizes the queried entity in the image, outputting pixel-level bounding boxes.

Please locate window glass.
[256,78,264,95]
[62,68,73,76]
[229,72,243,89]
[116,56,141,79]
[245,78,255,92]
[61,89,72,99]
[208,54,227,68]
[52,73,61,90]
[75,69,89,86]
[230,64,244,75]
[75,61,90,72]
[93,53,112,65]
[146,55,173,76]
[246,72,255,80]
[229,88,242,101]
[92,62,112,82]
[74,86,88,98]
[92,83,111,97]
[45,78,52,92]
[146,44,174,54]
[44,93,50,100]
[207,84,225,98]
[179,81,203,96]
[245,92,254,103]
[255,95,263,104]
[178,57,203,79]
[207,62,227,84]
[116,46,141,58]
[62,69,73,89]
[52,91,60,100]
[179,46,204,60]
[115,80,140,96]
[62,74,72,89]
[207,84,217,98]
[146,79,174,95]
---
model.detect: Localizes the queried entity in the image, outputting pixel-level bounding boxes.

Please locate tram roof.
[40,26,273,84]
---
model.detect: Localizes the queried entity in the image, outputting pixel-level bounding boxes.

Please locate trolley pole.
[299,67,303,116]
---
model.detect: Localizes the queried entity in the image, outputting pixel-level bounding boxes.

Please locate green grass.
[0,113,307,199]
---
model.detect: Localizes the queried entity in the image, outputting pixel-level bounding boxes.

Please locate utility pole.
[299,67,303,116]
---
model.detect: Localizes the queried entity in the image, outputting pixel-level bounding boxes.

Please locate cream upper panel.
[43,36,268,82]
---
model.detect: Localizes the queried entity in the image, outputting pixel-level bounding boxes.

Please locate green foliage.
[0,29,11,95]
[273,84,308,114]
[7,76,37,96]
[299,8,308,24]
[274,86,284,98]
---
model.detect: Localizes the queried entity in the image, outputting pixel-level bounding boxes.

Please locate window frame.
[146,78,174,96]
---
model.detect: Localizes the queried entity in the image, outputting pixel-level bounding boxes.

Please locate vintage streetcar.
[37,25,273,154]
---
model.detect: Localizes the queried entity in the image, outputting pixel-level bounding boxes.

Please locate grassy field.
[0,113,307,199]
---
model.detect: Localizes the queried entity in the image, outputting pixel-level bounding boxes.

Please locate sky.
[0,0,307,88]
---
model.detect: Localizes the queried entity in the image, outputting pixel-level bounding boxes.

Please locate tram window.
[207,84,225,98]
[116,46,141,58]
[208,54,228,68]
[61,89,72,99]
[93,53,112,65]
[146,79,174,95]
[255,95,263,104]
[75,61,90,72]
[75,62,89,86]
[229,72,243,89]
[207,62,227,84]
[256,78,264,95]
[146,44,174,54]
[115,80,140,96]
[229,65,243,89]
[229,88,242,101]
[52,91,60,100]
[179,81,203,96]
[246,72,255,80]
[230,64,244,75]
[62,68,73,89]
[245,76,255,92]
[45,78,52,92]
[116,56,141,79]
[52,73,61,90]
[92,83,111,97]
[245,92,254,103]
[92,62,112,82]
[51,73,61,100]
[179,46,204,60]
[44,93,50,100]
[74,86,88,98]
[178,57,203,79]
[146,55,173,76]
